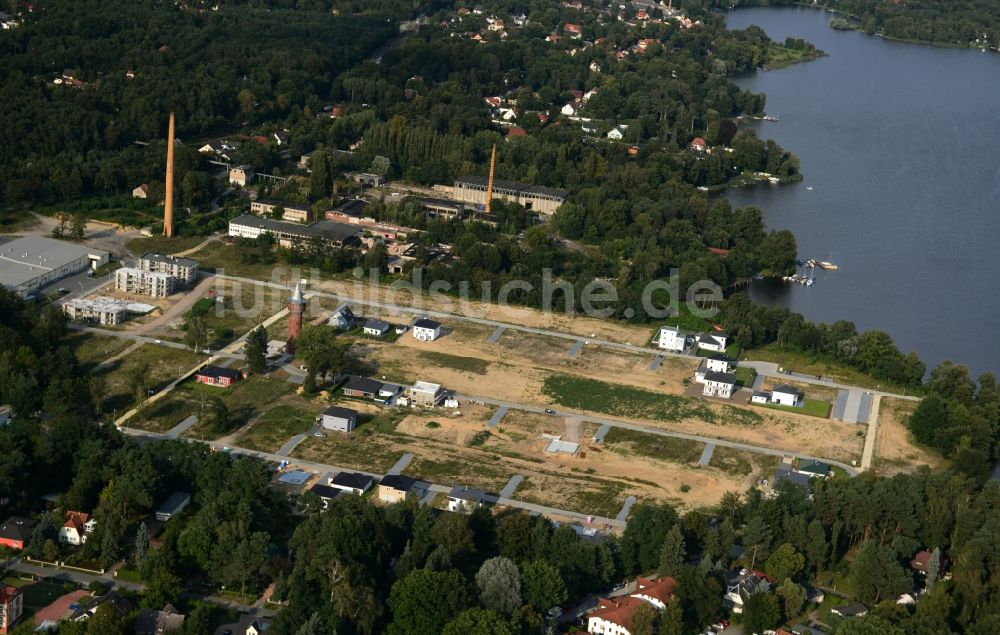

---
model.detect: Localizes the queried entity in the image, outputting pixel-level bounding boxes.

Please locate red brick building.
[0,584,23,634]
[194,365,241,388]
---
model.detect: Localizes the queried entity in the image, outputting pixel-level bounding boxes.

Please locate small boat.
[806,186,814,191]
[818,261,839,270]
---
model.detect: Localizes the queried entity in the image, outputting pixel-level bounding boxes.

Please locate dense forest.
[723,0,1000,48]
[3,288,1000,634]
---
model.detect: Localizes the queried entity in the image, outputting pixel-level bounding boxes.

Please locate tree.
[775,578,807,620]
[630,603,659,635]
[620,504,678,573]
[442,609,513,635]
[134,522,149,568]
[834,615,906,635]
[659,599,684,635]
[476,557,522,614]
[70,212,87,241]
[388,569,470,635]
[244,325,268,374]
[927,547,941,590]
[850,541,911,604]
[184,314,208,352]
[742,593,781,635]
[86,602,124,635]
[764,543,805,583]
[658,524,686,577]
[432,513,476,562]
[520,560,567,611]
[182,604,214,635]
[805,520,828,574]
[295,613,325,635]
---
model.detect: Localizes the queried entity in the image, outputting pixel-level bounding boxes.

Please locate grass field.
[602,428,703,464]
[765,398,831,419]
[293,431,404,474]
[744,346,923,396]
[416,351,490,375]
[66,332,133,370]
[236,405,317,452]
[708,446,758,477]
[543,374,765,428]
[733,366,757,388]
[98,345,203,414]
[127,235,206,255]
[19,581,71,607]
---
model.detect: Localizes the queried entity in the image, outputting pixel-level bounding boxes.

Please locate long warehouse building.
[0,236,109,298]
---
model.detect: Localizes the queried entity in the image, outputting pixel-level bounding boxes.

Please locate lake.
[725,7,1000,379]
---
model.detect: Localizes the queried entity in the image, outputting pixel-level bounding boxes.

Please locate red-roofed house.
[708,247,730,257]
[0,585,23,634]
[632,576,676,610]
[564,23,583,38]
[507,127,527,138]
[636,10,648,20]
[58,511,94,546]
[690,137,708,152]
[587,576,677,634]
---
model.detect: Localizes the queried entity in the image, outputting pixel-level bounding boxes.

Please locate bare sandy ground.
[874,397,942,475]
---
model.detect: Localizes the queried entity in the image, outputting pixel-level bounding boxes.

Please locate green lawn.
[742,346,923,396]
[733,366,757,388]
[765,398,832,419]
[765,42,826,69]
[236,405,317,453]
[417,351,490,375]
[98,345,204,414]
[65,332,133,370]
[126,235,207,255]
[20,581,72,608]
[183,376,299,440]
[542,374,763,427]
[602,428,703,464]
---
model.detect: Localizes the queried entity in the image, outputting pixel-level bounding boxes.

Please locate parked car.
[544,408,556,414]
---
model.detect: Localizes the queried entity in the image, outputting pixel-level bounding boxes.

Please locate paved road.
[68,324,191,351]
[698,443,716,466]
[860,394,882,470]
[593,424,611,443]
[165,415,198,439]
[276,433,308,457]
[648,354,664,371]
[486,326,506,344]
[567,340,584,358]
[387,453,414,476]
[457,394,860,475]
[615,496,637,522]
[499,475,524,498]
[487,405,508,427]
[831,389,849,420]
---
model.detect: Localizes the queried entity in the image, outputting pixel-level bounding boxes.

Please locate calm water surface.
[724,7,1000,378]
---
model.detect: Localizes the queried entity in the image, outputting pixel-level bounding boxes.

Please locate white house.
[246,618,271,635]
[132,184,149,199]
[655,326,686,352]
[771,385,802,407]
[228,165,255,187]
[58,512,93,546]
[587,576,677,635]
[695,332,728,352]
[695,354,733,382]
[702,371,736,399]
[724,570,772,614]
[409,381,444,407]
[607,125,627,140]
[751,391,771,404]
[363,319,390,337]
[327,472,374,496]
[447,486,487,513]
[320,405,357,432]
[412,318,441,341]
[560,103,578,116]
[328,304,356,330]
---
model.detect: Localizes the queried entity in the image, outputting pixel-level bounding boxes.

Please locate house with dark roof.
[308,483,343,508]
[695,354,734,382]
[771,384,803,407]
[378,475,426,504]
[0,517,36,550]
[447,486,488,513]
[327,472,374,496]
[328,304,356,330]
[795,460,830,478]
[321,406,357,432]
[155,492,191,522]
[911,549,947,576]
[342,376,383,399]
[195,365,241,388]
[695,332,728,352]
[412,318,441,341]
[70,592,134,622]
[774,464,812,490]
[363,319,391,337]
[702,371,737,399]
[724,570,772,614]
[831,602,868,618]
[135,604,185,635]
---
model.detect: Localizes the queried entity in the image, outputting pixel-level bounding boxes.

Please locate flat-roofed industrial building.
[452,176,568,216]
[0,236,109,297]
